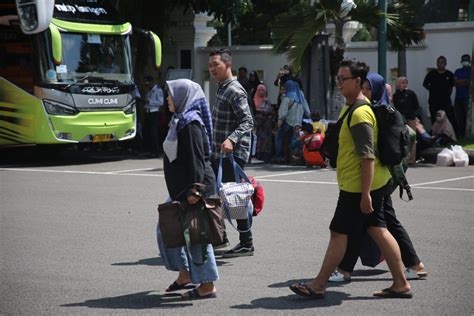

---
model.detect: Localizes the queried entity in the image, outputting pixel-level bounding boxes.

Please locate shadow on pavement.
[112,257,165,266]
[229,291,386,310]
[0,145,158,168]
[61,291,192,310]
[351,269,388,276]
[111,256,231,268]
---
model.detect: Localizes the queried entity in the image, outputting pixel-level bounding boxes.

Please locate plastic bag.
[436,148,454,166]
[451,145,469,167]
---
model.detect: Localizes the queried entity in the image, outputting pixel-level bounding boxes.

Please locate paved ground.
[1,149,473,315]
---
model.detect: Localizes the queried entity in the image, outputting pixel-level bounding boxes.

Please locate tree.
[272,0,425,72]
[393,0,425,76]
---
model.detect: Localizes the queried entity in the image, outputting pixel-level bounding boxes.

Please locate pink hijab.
[253,84,270,111]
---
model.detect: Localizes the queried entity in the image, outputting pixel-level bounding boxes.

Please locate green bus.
[0,0,161,147]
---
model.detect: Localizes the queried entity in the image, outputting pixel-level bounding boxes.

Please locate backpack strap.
[346,99,371,129]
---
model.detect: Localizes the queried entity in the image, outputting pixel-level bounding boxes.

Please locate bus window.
[0,25,34,93]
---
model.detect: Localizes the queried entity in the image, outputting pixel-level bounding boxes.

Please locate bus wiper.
[63,75,93,91]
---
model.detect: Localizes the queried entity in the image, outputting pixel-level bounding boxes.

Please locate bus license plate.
[92,134,111,143]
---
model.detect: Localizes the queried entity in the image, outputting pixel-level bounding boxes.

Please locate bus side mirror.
[148,31,162,69]
[15,0,54,34]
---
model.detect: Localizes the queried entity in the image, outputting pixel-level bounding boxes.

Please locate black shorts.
[329,185,388,235]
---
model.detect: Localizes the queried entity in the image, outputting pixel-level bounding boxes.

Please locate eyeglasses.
[336,75,357,82]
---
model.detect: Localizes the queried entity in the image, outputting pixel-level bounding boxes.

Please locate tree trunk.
[467,44,474,137]
[397,48,407,77]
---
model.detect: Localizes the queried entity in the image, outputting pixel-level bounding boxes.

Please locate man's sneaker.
[328,270,351,282]
[404,268,420,280]
[221,243,254,258]
[213,238,229,250]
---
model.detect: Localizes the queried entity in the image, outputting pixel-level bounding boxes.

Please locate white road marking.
[254,170,326,179]
[412,175,474,187]
[0,168,164,177]
[1,168,473,192]
[110,167,157,173]
[257,178,337,185]
[412,186,474,192]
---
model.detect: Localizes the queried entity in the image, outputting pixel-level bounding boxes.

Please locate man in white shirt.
[143,76,164,157]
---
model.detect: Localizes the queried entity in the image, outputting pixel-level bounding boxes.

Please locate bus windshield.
[38,32,133,85]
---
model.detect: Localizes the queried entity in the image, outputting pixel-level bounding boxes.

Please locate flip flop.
[289,283,325,299]
[417,270,428,278]
[373,288,413,299]
[181,288,217,300]
[165,281,194,292]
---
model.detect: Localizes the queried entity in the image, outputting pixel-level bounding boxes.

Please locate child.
[302,125,326,168]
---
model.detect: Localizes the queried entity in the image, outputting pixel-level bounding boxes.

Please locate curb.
[419,148,474,165]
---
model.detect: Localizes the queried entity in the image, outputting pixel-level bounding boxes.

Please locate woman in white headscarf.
[431,110,457,146]
[157,79,218,300]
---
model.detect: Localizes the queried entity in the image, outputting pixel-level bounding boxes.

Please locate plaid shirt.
[211,78,254,161]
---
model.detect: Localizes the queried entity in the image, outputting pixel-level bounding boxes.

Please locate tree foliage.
[271,0,425,71]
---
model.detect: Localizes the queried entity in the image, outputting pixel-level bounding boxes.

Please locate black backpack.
[347,103,413,201]
[320,100,367,168]
[321,99,413,200]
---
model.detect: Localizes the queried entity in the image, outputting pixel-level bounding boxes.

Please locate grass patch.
[457,138,474,149]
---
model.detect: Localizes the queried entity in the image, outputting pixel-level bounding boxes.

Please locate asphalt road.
[1,149,473,315]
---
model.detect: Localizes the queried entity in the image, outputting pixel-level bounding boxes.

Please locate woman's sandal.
[289,283,325,299]
[165,281,194,292]
[373,288,413,299]
[181,288,217,300]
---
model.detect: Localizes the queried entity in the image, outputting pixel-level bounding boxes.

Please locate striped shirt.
[211,78,254,161]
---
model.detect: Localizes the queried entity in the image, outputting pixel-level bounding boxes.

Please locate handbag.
[216,154,254,232]
[158,198,225,249]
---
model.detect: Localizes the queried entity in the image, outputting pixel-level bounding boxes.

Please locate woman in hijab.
[393,76,421,164]
[273,80,310,163]
[328,73,427,283]
[431,110,457,146]
[248,71,261,99]
[253,84,273,162]
[157,79,218,300]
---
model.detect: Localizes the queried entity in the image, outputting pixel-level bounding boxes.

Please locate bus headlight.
[44,99,78,116]
[123,100,136,114]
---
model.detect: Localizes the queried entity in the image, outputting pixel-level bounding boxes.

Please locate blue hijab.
[283,80,303,104]
[366,72,390,107]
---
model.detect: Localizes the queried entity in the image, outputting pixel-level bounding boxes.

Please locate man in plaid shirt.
[209,48,255,258]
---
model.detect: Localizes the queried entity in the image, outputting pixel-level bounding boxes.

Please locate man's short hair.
[461,54,471,62]
[338,59,369,87]
[238,67,247,73]
[144,75,153,83]
[210,48,232,63]
[437,56,447,63]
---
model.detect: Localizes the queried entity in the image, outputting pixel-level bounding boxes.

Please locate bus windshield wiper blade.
[63,75,92,90]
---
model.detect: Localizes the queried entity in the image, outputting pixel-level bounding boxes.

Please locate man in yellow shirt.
[290,60,412,299]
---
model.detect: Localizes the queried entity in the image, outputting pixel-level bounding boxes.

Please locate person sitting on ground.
[311,112,326,137]
[289,125,306,164]
[302,125,326,168]
[431,110,457,146]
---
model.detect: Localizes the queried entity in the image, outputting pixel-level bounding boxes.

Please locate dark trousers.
[454,99,468,139]
[274,121,293,161]
[212,156,253,247]
[338,195,420,272]
[144,111,161,155]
